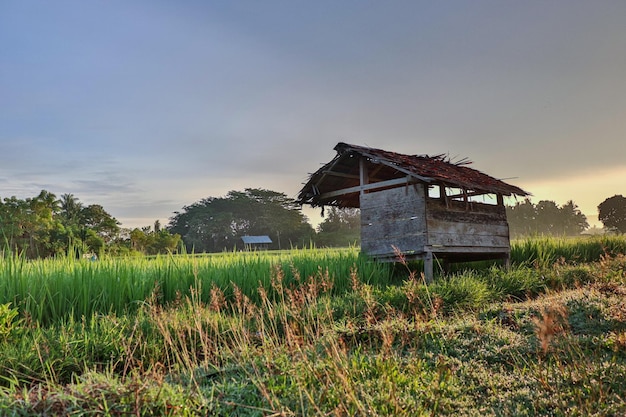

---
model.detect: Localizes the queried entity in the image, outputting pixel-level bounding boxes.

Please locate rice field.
[1,235,625,326]
[0,235,625,415]
[510,234,626,266]
[0,246,395,326]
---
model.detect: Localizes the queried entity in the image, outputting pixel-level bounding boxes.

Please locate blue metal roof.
[241,235,272,244]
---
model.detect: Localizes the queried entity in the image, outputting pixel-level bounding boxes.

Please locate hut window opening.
[427,185,441,199]
[467,193,499,205]
[429,185,500,209]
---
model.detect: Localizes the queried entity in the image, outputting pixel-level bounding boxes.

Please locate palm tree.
[59,193,83,227]
[32,190,60,219]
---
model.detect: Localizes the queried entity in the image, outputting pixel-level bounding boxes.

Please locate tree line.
[505,199,589,238]
[0,191,120,258]
[0,188,359,258]
[0,190,181,258]
[1,189,624,258]
[506,195,626,238]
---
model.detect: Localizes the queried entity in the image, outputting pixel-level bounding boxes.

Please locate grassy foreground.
[0,236,625,415]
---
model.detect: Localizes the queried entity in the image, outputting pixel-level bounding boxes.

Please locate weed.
[531,305,569,356]
[0,303,19,342]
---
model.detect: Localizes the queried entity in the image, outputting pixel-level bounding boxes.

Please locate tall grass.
[511,235,626,267]
[0,248,393,326]
[0,238,625,414]
[1,235,624,327]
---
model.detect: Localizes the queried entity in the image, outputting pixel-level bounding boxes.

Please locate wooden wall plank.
[426,220,509,237]
[363,235,427,257]
[361,185,427,257]
[427,232,510,248]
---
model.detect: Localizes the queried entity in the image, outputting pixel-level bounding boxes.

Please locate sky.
[1,1,625,230]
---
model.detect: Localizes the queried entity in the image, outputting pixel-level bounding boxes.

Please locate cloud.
[2,1,625,230]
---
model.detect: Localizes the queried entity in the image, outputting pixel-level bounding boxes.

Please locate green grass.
[0,247,394,326]
[0,236,625,415]
[511,234,626,266]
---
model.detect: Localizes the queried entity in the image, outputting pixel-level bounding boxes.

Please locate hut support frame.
[424,251,433,283]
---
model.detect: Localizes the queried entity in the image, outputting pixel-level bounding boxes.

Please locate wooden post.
[440,184,448,208]
[424,251,433,283]
[359,157,368,196]
[463,188,469,211]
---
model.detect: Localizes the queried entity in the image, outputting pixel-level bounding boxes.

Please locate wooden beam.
[318,176,420,200]
[320,169,384,183]
[313,155,343,190]
[446,190,491,199]
[322,170,360,180]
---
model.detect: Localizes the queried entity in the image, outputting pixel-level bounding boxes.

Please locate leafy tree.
[168,188,314,252]
[0,191,66,257]
[598,195,626,234]
[316,207,361,247]
[0,191,122,258]
[505,198,536,237]
[506,199,588,238]
[129,226,181,255]
[82,229,105,255]
[169,199,235,252]
[80,204,120,243]
[535,200,562,235]
[560,200,590,236]
[32,190,61,221]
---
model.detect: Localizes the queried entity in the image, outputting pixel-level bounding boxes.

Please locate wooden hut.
[297,143,529,281]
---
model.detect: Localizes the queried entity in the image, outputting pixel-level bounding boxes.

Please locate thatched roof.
[297,142,529,208]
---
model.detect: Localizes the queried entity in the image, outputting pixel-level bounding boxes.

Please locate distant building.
[241,235,273,251]
[297,142,529,281]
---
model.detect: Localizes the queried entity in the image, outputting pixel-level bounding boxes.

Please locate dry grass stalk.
[532,305,569,355]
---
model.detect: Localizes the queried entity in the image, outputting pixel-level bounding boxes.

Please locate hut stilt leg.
[424,252,433,283]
